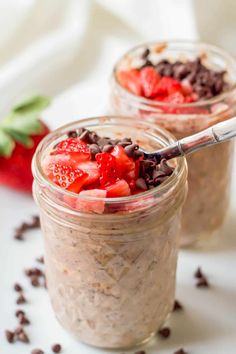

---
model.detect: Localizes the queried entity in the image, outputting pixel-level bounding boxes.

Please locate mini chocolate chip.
[31,276,40,287]
[89,143,101,157]
[117,141,132,148]
[196,277,209,288]
[52,343,62,353]
[16,310,25,318]
[17,329,29,343]
[14,283,23,292]
[67,130,78,138]
[14,326,23,335]
[158,327,171,338]
[173,300,183,312]
[5,330,15,343]
[133,150,144,160]
[136,178,148,190]
[194,267,203,278]
[31,349,44,354]
[102,144,114,153]
[141,48,150,59]
[16,294,26,305]
[124,143,139,158]
[18,313,30,325]
[79,130,90,142]
[174,349,188,354]
[36,256,44,264]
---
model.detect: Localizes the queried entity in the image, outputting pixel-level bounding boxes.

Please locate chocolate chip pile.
[14,215,40,241]
[140,48,227,100]
[68,128,174,189]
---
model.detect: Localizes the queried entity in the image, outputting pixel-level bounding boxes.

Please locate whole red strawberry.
[0,96,51,193]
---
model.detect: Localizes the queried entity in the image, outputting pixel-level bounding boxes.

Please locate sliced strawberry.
[47,163,88,193]
[105,179,131,197]
[164,91,185,104]
[54,138,90,162]
[111,145,136,180]
[155,76,182,97]
[76,189,107,214]
[96,152,119,187]
[140,66,161,98]
[77,161,100,186]
[117,69,143,96]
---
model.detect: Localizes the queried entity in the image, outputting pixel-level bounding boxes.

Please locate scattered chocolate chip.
[16,294,26,305]
[14,216,40,241]
[67,130,78,138]
[31,349,44,354]
[36,256,44,264]
[14,283,23,292]
[16,309,25,318]
[78,130,90,142]
[194,267,203,279]
[52,343,62,353]
[5,330,15,343]
[173,349,188,354]
[25,267,43,277]
[124,143,139,158]
[31,276,40,287]
[18,312,30,325]
[90,143,101,158]
[196,277,209,288]
[158,327,171,338]
[102,144,114,153]
[141,48,150,60]
[16,327,29,343]
[173,300,183,312]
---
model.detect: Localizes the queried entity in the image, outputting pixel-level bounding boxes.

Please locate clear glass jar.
[32,116,187,349]
[110,41,236,247]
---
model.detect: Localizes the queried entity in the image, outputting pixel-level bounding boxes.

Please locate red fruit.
[111,145,136,180]
[155,76,182,97]
[47,163,88,193]
[0,123,50,192]
[164,91,185,105]
[54,138,90,162]
[140,66,161,98]
[77,161,100,186]
[76,189,107,214]
[117,69,143,96]
[96,152,119,187]
[105,179,131,197]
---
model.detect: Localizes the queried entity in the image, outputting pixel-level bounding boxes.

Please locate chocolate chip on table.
[31,276,40,287]
[31,349,44,354]
[52,343,62,353]
[16,294,26,305]
[194,267,203,279]
[16,309,25,317]
[173,349,188,354]
[15,326,30,343]
[173,300,183,312]
[158,327,171,338]
[14,283,23,292]
[196,277,209,288]
[15,310,30,325]
[5,330,15,343]
[14,215,40,241]
[36,256,44,264]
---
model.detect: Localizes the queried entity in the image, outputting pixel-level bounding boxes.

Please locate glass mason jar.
[110,41,236,247]
[32,116,187,349]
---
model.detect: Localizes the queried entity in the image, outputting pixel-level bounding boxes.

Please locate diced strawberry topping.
[105,179,131,197]
[154,76,182,97]
[76,189,107,214]
[96,152,120,187]
[110,145,136,180]
[117,69,143,96]
[47,163,88,193]
[54,138,90,162]
[140,66,161,98]
[77,161,100,186]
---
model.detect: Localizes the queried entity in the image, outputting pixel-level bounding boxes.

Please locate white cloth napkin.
[0,0,235,119]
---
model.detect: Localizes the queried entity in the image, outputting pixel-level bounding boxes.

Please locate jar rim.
[32,116,187,205]
[112,40,236,109]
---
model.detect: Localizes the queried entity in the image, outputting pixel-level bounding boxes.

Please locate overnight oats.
[111,41,236,246]
[32,116,187,349]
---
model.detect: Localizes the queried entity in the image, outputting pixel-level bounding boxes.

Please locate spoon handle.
[158,117,236,160]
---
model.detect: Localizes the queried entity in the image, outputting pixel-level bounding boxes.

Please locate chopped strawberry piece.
[47,163,88,193]
[54,138,90,162]
[105,179,131,197]
[140,66,161,98]
[76,189,107,214]
[155,77,182,97]
[77,161,100,186]
[96,152,119,187]
[164,91,185,104]
[111,145,136,180]
[117,69,143,96]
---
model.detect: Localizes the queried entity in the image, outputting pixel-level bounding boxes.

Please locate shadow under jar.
[32,116,187,349]
[110,41,236,247]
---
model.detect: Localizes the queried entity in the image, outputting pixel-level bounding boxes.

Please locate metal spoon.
[141,117,236,163]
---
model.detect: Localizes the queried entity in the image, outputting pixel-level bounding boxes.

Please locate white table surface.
[0,84,236,354]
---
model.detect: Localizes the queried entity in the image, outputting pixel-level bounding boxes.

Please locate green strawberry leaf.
[12,96,51,116]
[0,130,15,158]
